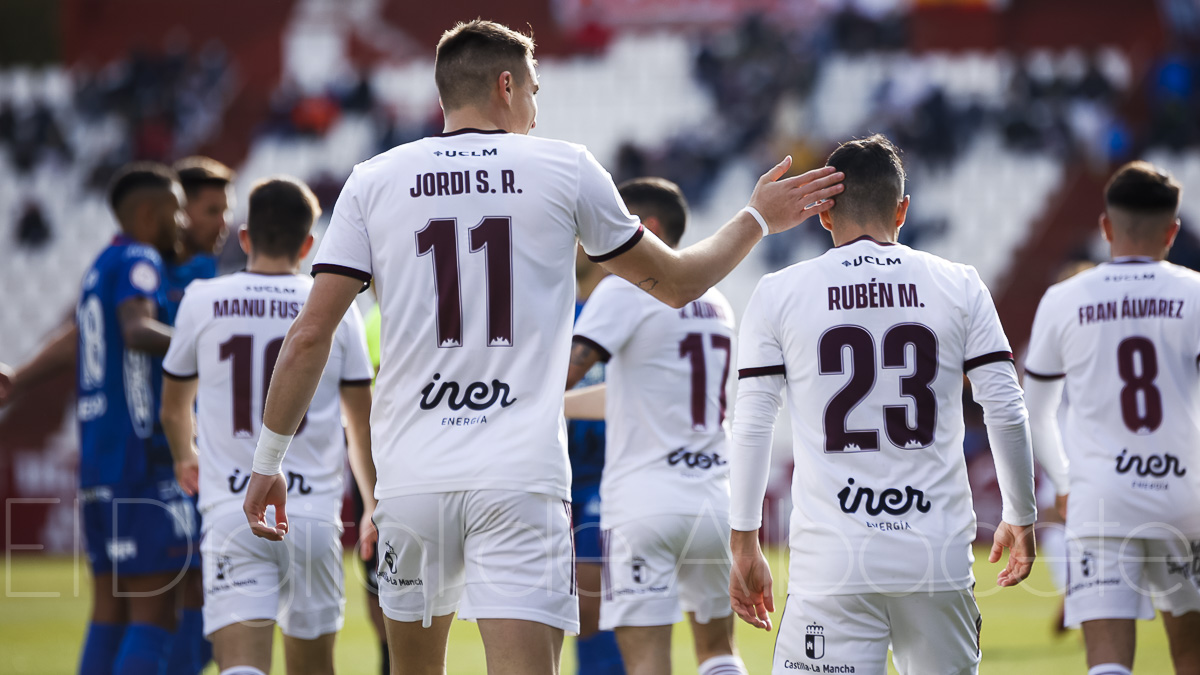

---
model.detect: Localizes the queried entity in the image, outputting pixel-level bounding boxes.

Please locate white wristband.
[252,427,293,475]
[742,206,770,236]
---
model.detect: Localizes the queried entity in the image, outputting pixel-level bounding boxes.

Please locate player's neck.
[246,255,299,276]
[830,226,898,247]
[443,108,506,134]
[1109,243,1167,262]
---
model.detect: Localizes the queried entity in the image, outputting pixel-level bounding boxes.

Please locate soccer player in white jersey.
[1025,162,1200,675]
[729,135,1038,674]
[160,177,375,675]
[566,178,744,675]
[239,19,844,675]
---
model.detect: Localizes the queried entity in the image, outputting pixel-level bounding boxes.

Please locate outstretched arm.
[244,273,362,541]
[601,160,843,308]
[0,321,78,405]
[563,383,605,420]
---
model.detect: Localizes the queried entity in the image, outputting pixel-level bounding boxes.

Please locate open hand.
[748,158,845,235]
[358,506,378,561]
[730,536,775,630]
[174,452,200,496]
[243,471,289,541]
[991,521,1036,587]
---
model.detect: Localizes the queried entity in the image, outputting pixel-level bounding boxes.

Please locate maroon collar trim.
[436,128,510,137]
[833,234,896,249]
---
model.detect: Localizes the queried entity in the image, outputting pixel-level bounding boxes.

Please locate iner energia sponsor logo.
[1115,449,1187,478]
[419,373,517,412]
[837,478,932,516]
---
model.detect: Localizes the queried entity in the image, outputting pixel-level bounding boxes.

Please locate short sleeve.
[1024,286,1066,380]
[572,279,646,361]
[737,278,786,379]
[162,286,201,380]
[574,149,644,263]
[312,169,373,287]
[963,266,1015,372]
[115,247,164,306]
[338,302,375,385]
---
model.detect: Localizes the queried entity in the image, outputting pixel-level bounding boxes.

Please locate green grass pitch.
[0,548,1173,673]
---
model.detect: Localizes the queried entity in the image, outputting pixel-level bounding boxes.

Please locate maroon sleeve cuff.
[964,351,1014,371]
[738,365,786,379]
[162,367,197,381]
[339,378,373,387]
[311,263,372,293]
[587,225,645,263]
[1024,368,1065,381]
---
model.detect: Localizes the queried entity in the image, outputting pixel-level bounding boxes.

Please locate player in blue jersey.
[76,163,194,675]
[566,250,626,675]
[0,156,234,675]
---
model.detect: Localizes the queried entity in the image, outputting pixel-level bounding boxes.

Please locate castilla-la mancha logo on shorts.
[805,623,825,659]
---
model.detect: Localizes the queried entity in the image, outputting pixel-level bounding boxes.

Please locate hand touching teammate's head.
[820,134,909,240]
[108,162,185,257]
[436,20,538,133]
[1102,161,1182,257]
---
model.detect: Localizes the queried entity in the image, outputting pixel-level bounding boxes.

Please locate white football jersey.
[163,272,374,518]
[1025,258,1200,538]
[311,130,644,501]
[738,237,1015,594]
[573,276,735,526]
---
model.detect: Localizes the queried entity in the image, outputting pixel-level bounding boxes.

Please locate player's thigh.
[1065,536,1155,627]
[460,490,577,633]
[477,618,565,675]
[613,624,672,675]
[574,486,605,638]
[577,562,603,638]
[675,512,735,625]
[887,589,982,675]
[373,493,467,625]
[277,517,346,641]
[771,593,890,675]
[210,620,275,673]
[200,508,282,638]
[599,517,685,631]
[282,631,336,675]
[1161,608,1200,672]
[384,612,456,675]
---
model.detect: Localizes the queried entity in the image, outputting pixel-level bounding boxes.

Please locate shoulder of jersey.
[120,241,163,264]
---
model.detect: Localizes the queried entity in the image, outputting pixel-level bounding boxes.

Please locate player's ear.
[818,209,834,233]
[298,234,316,259]
[895,195,911,231]
[1099,212,1114,244]
[238,225,251,255]
[1166,218,1182,250]
[499,71,514,105]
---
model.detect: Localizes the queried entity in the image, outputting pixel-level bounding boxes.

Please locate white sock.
[219,667,267,675]
[698,654,747,675]
[1087,665,1132,675]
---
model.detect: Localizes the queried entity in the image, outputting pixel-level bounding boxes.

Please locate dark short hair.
[173,156,235,199]
[435,19,535,110]
[1105,161,1181,216]
[618,177,688,247]
[108,162,179,214]
[246,177,321,258]
[825,134,906,227]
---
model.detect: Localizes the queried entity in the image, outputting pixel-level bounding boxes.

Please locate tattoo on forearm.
[637,277,659,291]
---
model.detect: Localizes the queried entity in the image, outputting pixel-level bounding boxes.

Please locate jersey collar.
[436,128,510,137]
[833,234,896,249]
[1109,256,1159,265]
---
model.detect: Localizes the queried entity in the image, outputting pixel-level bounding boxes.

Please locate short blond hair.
[435,19,535,111]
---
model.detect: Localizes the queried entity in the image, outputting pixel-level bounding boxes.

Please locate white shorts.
[773,590,981,675]
[200,508,345,640]
[599,513,732,630]
[1065,535,1200,627]
[372,490,578,633]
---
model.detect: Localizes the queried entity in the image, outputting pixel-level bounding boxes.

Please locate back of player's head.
[618,177,688,247]
[1104,161,1181,240]
[825,134,906,228]
[436,19,536,111]
[246,177,321,259]
[108,162,180,220]
[174,156,235,199]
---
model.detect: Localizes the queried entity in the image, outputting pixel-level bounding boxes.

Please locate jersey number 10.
[220,335,307,438]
